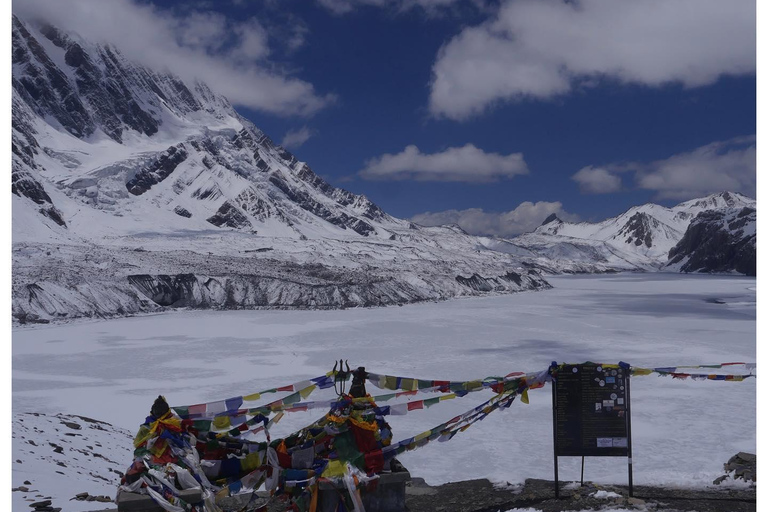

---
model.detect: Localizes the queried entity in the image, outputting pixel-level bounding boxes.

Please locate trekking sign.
[551,362,633,497]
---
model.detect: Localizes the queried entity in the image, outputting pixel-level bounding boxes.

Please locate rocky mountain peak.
[617,211,656,248]
[541,213,560,225]
[11,13,403,241]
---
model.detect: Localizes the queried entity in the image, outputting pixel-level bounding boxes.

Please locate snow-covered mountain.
[11,14,755,324]
[512,192,756,274]
[11,14,551,324]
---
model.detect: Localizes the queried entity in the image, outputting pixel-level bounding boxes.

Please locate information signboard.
[551,362,633,498]
[554,363,629,456]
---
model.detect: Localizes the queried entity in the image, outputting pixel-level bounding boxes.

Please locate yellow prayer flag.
[521,389,529,404]
[414,430,431,442]
[299,385,317,399]
[243,392,261,401]
[212,416,231,430]
[322,459,346,478]
[465,380,483,391]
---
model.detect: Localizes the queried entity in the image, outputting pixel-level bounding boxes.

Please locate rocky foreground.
[405,477,756,512]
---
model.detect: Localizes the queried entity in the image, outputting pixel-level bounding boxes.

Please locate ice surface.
[12,274,756,493]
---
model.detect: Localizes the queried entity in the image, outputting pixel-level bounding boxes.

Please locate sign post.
[551,362,633,498]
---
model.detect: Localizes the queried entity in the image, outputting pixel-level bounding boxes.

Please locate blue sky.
[18,0,757,236]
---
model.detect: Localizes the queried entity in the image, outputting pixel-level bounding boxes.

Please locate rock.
[736,452,756,463]
[628,497,646,506]
[60,421,81,430]
[18,486,29,492]
[73,492,88,499]
[95,495,112,502]
[24,481,31,485]
[29,500,51,507]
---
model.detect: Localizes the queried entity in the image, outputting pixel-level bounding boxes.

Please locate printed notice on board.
[554,363,630,457]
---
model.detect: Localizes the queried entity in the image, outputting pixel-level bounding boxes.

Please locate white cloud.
[573,136,756,200]
[231,19,270,61]
[358,144,528,182]
[411,201,580,237]
[429,0,756,120]
[317,0,464,15]
[572,166,623,194]
[14,0,333,117]
[281,126,315,149]
[635,136,756,200]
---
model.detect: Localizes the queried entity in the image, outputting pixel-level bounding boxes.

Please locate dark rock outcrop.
[667,207,756,276]
[618,212,656,248]
[206,201,252,229]
[12,165,66,227]
[126,145,188,195]
[173,206,192,218]
[541,213,560,225]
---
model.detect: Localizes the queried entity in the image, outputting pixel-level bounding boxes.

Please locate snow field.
[12,274,756,493]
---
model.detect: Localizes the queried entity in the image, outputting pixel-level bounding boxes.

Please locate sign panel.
[553,363,629,457]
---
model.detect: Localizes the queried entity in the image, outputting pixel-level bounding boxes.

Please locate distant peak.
[541,213,561,225]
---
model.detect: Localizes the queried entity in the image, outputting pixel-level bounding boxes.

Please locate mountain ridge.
[513,191,755,273]
[10,13,756,325]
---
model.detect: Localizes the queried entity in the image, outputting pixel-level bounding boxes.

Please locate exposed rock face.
[541,213,560,225]
[667,207,756,276]
[173,206,192,218]
[618,212,656,248]
[12,166,66,227]
[126,145,188,195]
[455,271,535,292]
[206,202,252,229]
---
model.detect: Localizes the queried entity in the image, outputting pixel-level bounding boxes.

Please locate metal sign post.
[551,362,633,498]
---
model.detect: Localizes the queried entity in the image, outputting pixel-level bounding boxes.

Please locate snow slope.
[11,412,134,512]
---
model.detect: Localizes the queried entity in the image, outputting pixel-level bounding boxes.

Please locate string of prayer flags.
[172,372,341,420]
[365,371,514,394]
[630,362,756,380]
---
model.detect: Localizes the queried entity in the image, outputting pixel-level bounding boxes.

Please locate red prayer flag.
[407,401,424,411]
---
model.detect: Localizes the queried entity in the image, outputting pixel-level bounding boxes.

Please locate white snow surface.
[12,274,756,505]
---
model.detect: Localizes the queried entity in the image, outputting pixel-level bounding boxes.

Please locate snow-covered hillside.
[512,192,756,273]
[11,412,134,512]
[11,14,554,324]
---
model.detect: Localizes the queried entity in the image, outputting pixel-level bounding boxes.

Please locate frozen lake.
[13,273,756,488]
